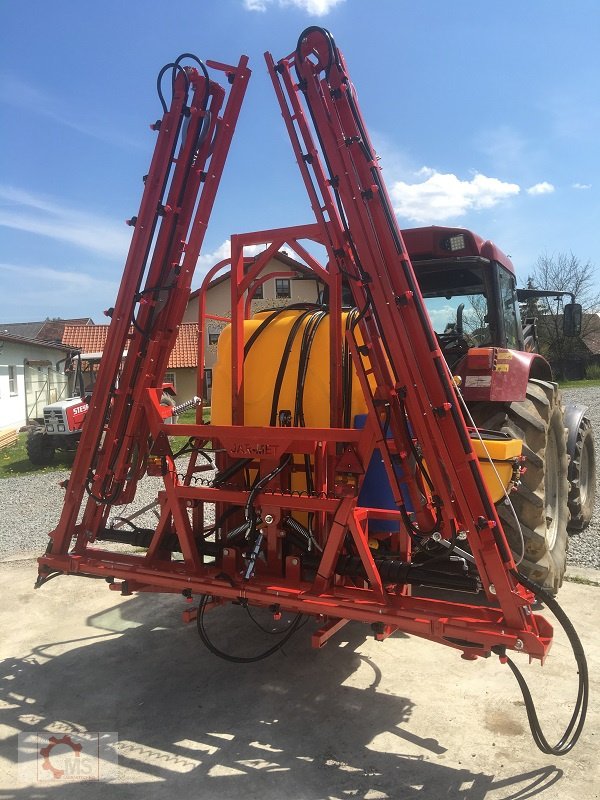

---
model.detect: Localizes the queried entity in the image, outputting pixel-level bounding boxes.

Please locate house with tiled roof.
[0,318,94,344]
[62,323,200,402]
[59,252,322,404]
[184,251,322,394]
[0,331,75,430]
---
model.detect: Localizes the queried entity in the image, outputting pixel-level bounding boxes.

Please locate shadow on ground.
[0,593,563,799]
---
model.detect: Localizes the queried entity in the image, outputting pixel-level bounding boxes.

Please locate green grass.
[170,406,211,451]
[559,378,600,389]
[0,407,211,479]
[0,431,75,479]
[178,407,211,424]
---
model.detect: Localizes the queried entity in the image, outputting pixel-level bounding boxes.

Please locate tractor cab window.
[418,265,492,348]
[498,266,519,348]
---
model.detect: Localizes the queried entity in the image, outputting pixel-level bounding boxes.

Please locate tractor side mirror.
[563,302,582,337]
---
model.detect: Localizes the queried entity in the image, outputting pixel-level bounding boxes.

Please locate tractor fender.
[504,351,554,401]
[458,350,553,402]
[563,403,589,462]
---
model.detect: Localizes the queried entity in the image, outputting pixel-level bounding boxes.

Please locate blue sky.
[1,0,599,323]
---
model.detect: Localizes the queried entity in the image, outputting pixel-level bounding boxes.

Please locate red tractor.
[400,225,595,592]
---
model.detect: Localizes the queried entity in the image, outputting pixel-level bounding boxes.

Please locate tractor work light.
[442,233,466,252]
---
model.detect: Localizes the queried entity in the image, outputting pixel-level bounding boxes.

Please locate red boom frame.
[37,36,554,663]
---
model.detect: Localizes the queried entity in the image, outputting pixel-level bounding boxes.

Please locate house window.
[252,282,264,300]
[275,278,291,298]
[208,332,220,346]
[8,366,18,396]
[163,372,176,391]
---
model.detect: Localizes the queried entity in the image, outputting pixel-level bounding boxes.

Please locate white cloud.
[526,182,555,196]
[572,182,592,190]
[197,240,233,273]
[196,239,275,275]
[0,73,143,150]
[0,185,131,259]
[390,167,520,223]
[243,0,345,14]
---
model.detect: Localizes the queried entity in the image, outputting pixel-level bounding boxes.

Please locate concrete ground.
[0,556,598,800]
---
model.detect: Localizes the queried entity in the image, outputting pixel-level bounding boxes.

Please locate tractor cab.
[402,226,582,366]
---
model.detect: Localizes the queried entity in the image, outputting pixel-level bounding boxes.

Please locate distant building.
[535,312,600,379]
[0,318,94,344]
[56,252,322,406]
[184,251,322,396]
[0,332,74,430]
[61,324,200,403]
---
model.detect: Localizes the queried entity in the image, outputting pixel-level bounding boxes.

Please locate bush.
[584,363,600,380]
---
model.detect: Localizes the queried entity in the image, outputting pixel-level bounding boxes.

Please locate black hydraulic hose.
[173,53,210,111]
[396,395,434,495]
[245,455,292,522]
[213,457,254,487]
[342,307,360,428]
[295,26,339,80]
[196,594,304,663]
[375,393,441,538]
[293,34,588,757]
[339,61,507,550]
[105,56,213,484]
[269,309,315,427]
[282,516,313,550]
[243,303,322,358]
[294,310,326,426]
[157,62,189,114]
[293,310,326,500]
[294,39,365,287]
[323,554,480,593]
[495,571,589,756]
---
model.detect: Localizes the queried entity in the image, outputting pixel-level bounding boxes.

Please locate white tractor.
[26,352,100,466]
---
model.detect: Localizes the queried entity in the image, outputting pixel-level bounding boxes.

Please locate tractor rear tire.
[469,379,569,594]
[567,415,596,531]
[26,429,56,466]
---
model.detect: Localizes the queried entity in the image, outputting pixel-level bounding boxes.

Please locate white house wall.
[0,340,69,430]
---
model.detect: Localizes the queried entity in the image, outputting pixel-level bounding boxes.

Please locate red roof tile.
[167,323,199,368]
[62,324,199,369]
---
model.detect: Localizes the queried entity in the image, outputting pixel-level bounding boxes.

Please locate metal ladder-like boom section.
[267,29,537,633]
[45,54,250,558]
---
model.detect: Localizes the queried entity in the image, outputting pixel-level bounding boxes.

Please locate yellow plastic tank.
[212,308,369,426]
[471,436,522,503]
[211,308,522,508]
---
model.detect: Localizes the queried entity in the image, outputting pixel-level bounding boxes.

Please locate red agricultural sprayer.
[37,29,588,754]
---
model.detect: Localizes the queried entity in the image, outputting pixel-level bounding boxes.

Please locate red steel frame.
[37,36,553,663]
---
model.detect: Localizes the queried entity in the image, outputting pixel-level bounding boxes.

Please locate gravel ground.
[1,386,598,570]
